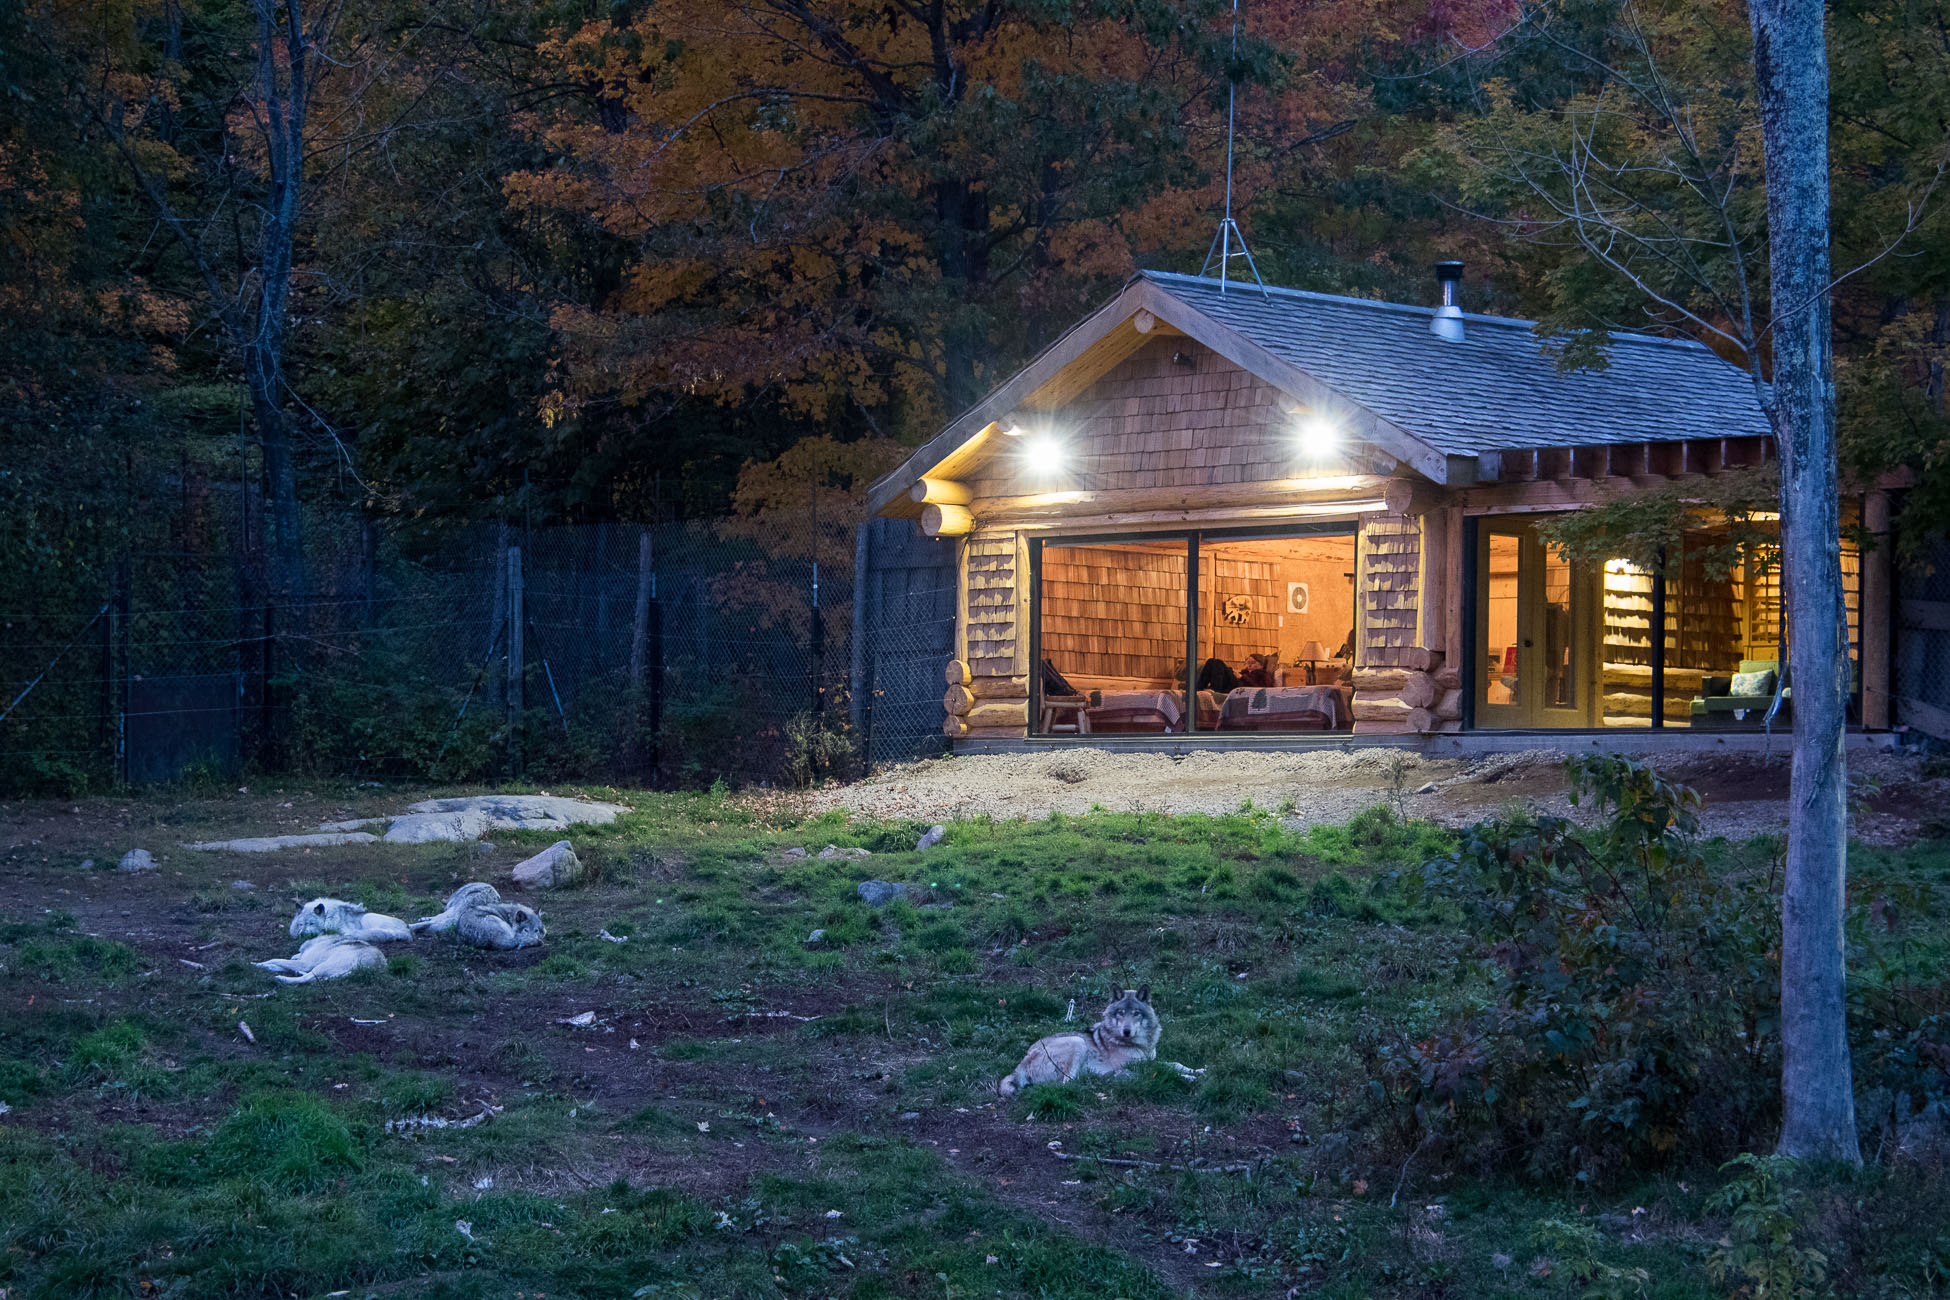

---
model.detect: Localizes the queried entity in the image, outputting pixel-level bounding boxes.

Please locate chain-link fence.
[0,504,956,792]
[1895,533,1950,750]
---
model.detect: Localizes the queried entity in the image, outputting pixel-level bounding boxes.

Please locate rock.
[899,1111,921,1121]
[510,840,582,890]
[1414,781,1439,795]
[782,847,808,859]
[818,844,871,860]
[230,880,255,890]
[856,880,910,907]
[805,929,826,944]
[403,794,627,831]
[383,809,494,844]
[183,832,380,853]
[315,817,386,832]
[118,849,156,872]
[78,859,94,871]
[916,824,947,851]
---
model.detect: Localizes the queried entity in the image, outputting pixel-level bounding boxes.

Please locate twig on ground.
[1390,1133,1434,1209]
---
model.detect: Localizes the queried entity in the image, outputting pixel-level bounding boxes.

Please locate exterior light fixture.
[1027,433,1066,472]
[1298,411,1341,456]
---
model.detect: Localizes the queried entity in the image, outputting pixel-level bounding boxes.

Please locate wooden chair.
[1039,695,1091,734]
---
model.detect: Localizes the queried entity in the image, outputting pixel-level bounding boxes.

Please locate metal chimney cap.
[1431,261,1465,341]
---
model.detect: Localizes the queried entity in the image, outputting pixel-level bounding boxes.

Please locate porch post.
[1861,491,1892,729]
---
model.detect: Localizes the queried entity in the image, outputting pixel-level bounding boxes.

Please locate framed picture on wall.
[1286,582,1310,615]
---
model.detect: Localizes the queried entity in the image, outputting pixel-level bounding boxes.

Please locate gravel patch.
[801,745,1936,844]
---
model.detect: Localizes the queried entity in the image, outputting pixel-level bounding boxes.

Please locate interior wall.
[1197,536,1356,669]
[1041,542,1187,682]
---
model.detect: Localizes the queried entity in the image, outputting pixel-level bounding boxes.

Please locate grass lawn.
[1,779,1947,1298]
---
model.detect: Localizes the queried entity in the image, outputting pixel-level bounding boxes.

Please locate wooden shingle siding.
[965,532,1022,682]
[970,338,1369,500]
[1358,516,1421,669]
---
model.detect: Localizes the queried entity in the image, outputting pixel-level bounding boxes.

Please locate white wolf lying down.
[256,934,388,983]
[289,897,412,942]
[411,882,545,949]
[998,986,1198,1096]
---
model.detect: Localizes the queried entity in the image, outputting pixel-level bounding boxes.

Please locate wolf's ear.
[314,902,326,914]
[1136,984,1150,1004]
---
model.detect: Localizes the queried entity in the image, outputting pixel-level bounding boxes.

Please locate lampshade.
[1298,640,1328,662]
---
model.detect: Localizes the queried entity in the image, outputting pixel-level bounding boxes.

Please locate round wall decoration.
[1222,594,1252,625]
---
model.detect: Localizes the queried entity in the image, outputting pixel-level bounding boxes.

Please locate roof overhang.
[866,278,1459,519]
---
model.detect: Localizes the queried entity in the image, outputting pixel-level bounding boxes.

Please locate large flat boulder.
[183,832,381,853]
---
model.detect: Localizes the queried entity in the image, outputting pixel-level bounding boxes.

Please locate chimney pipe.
[1431,261,1465,342]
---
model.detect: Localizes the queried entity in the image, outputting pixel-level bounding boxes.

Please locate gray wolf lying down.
[998,986,1197,1096]
[256,934,388,983]
[289,897,412,941]
[411,882,545,949]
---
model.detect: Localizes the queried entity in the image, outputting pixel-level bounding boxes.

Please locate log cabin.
[867,266,1898,746]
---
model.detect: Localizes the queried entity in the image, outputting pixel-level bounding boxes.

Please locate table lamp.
[1297,640,1329,685]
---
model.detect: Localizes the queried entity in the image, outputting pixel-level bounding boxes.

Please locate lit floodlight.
[1297,411,1341,456]
[1026,433,1066,473]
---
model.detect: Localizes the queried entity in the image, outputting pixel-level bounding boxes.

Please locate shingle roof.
[1141,269,1771,455]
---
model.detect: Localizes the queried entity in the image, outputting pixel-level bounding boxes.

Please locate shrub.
[1374,755,1782,1181]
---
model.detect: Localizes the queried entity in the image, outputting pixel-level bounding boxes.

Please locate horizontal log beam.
[910,477,972,506]
[972,475,1391,524]
[922,503,974,537]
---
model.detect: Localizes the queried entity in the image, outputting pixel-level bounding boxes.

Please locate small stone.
[899,1111,921,1121]
[856,880,910,907]
[1415,781,1438,795]
[818,844,872,860]
[805,929,826,944]
[118,849,156,872]
[782,847,808,859]
[231,880,255,890]
[916,824,947,851]
[1492,1253,1512,1270]
[511,840,581,890]
[78,859,94,871]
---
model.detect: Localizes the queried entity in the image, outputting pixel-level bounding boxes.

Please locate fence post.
[810,559,824,716]
[110,561,130,786]
[648,578,663,786]
[630,528,652,691]
[850,520,870,756]
[507,545,524,777]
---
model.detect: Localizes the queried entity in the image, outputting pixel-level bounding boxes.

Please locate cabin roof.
[868,269,1771,516]
[1139,270,1770,457]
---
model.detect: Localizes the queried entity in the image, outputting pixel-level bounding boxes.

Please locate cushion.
[1729,668,1776,698]
[1700,675,1733,699]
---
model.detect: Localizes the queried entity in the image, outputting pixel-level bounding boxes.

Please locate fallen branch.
[1049,1150,1258,1175]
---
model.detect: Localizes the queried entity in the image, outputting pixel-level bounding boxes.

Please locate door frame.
[1471,516,1599,729]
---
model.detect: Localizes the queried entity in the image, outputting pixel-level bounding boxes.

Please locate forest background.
[4,0,1949,787]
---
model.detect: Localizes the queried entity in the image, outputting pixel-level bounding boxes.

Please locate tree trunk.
[1750,0,1861,1165]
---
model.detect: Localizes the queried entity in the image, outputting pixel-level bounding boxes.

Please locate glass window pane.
[1038,540,1188,734]
[1193,535,1355,732]
[1542,542,1576,709]
[1484,533,1520,708]
[1601,558,1654,727]
[1670,519,1782,731]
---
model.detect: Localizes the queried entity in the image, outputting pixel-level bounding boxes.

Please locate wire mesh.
[0,506,956,791]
